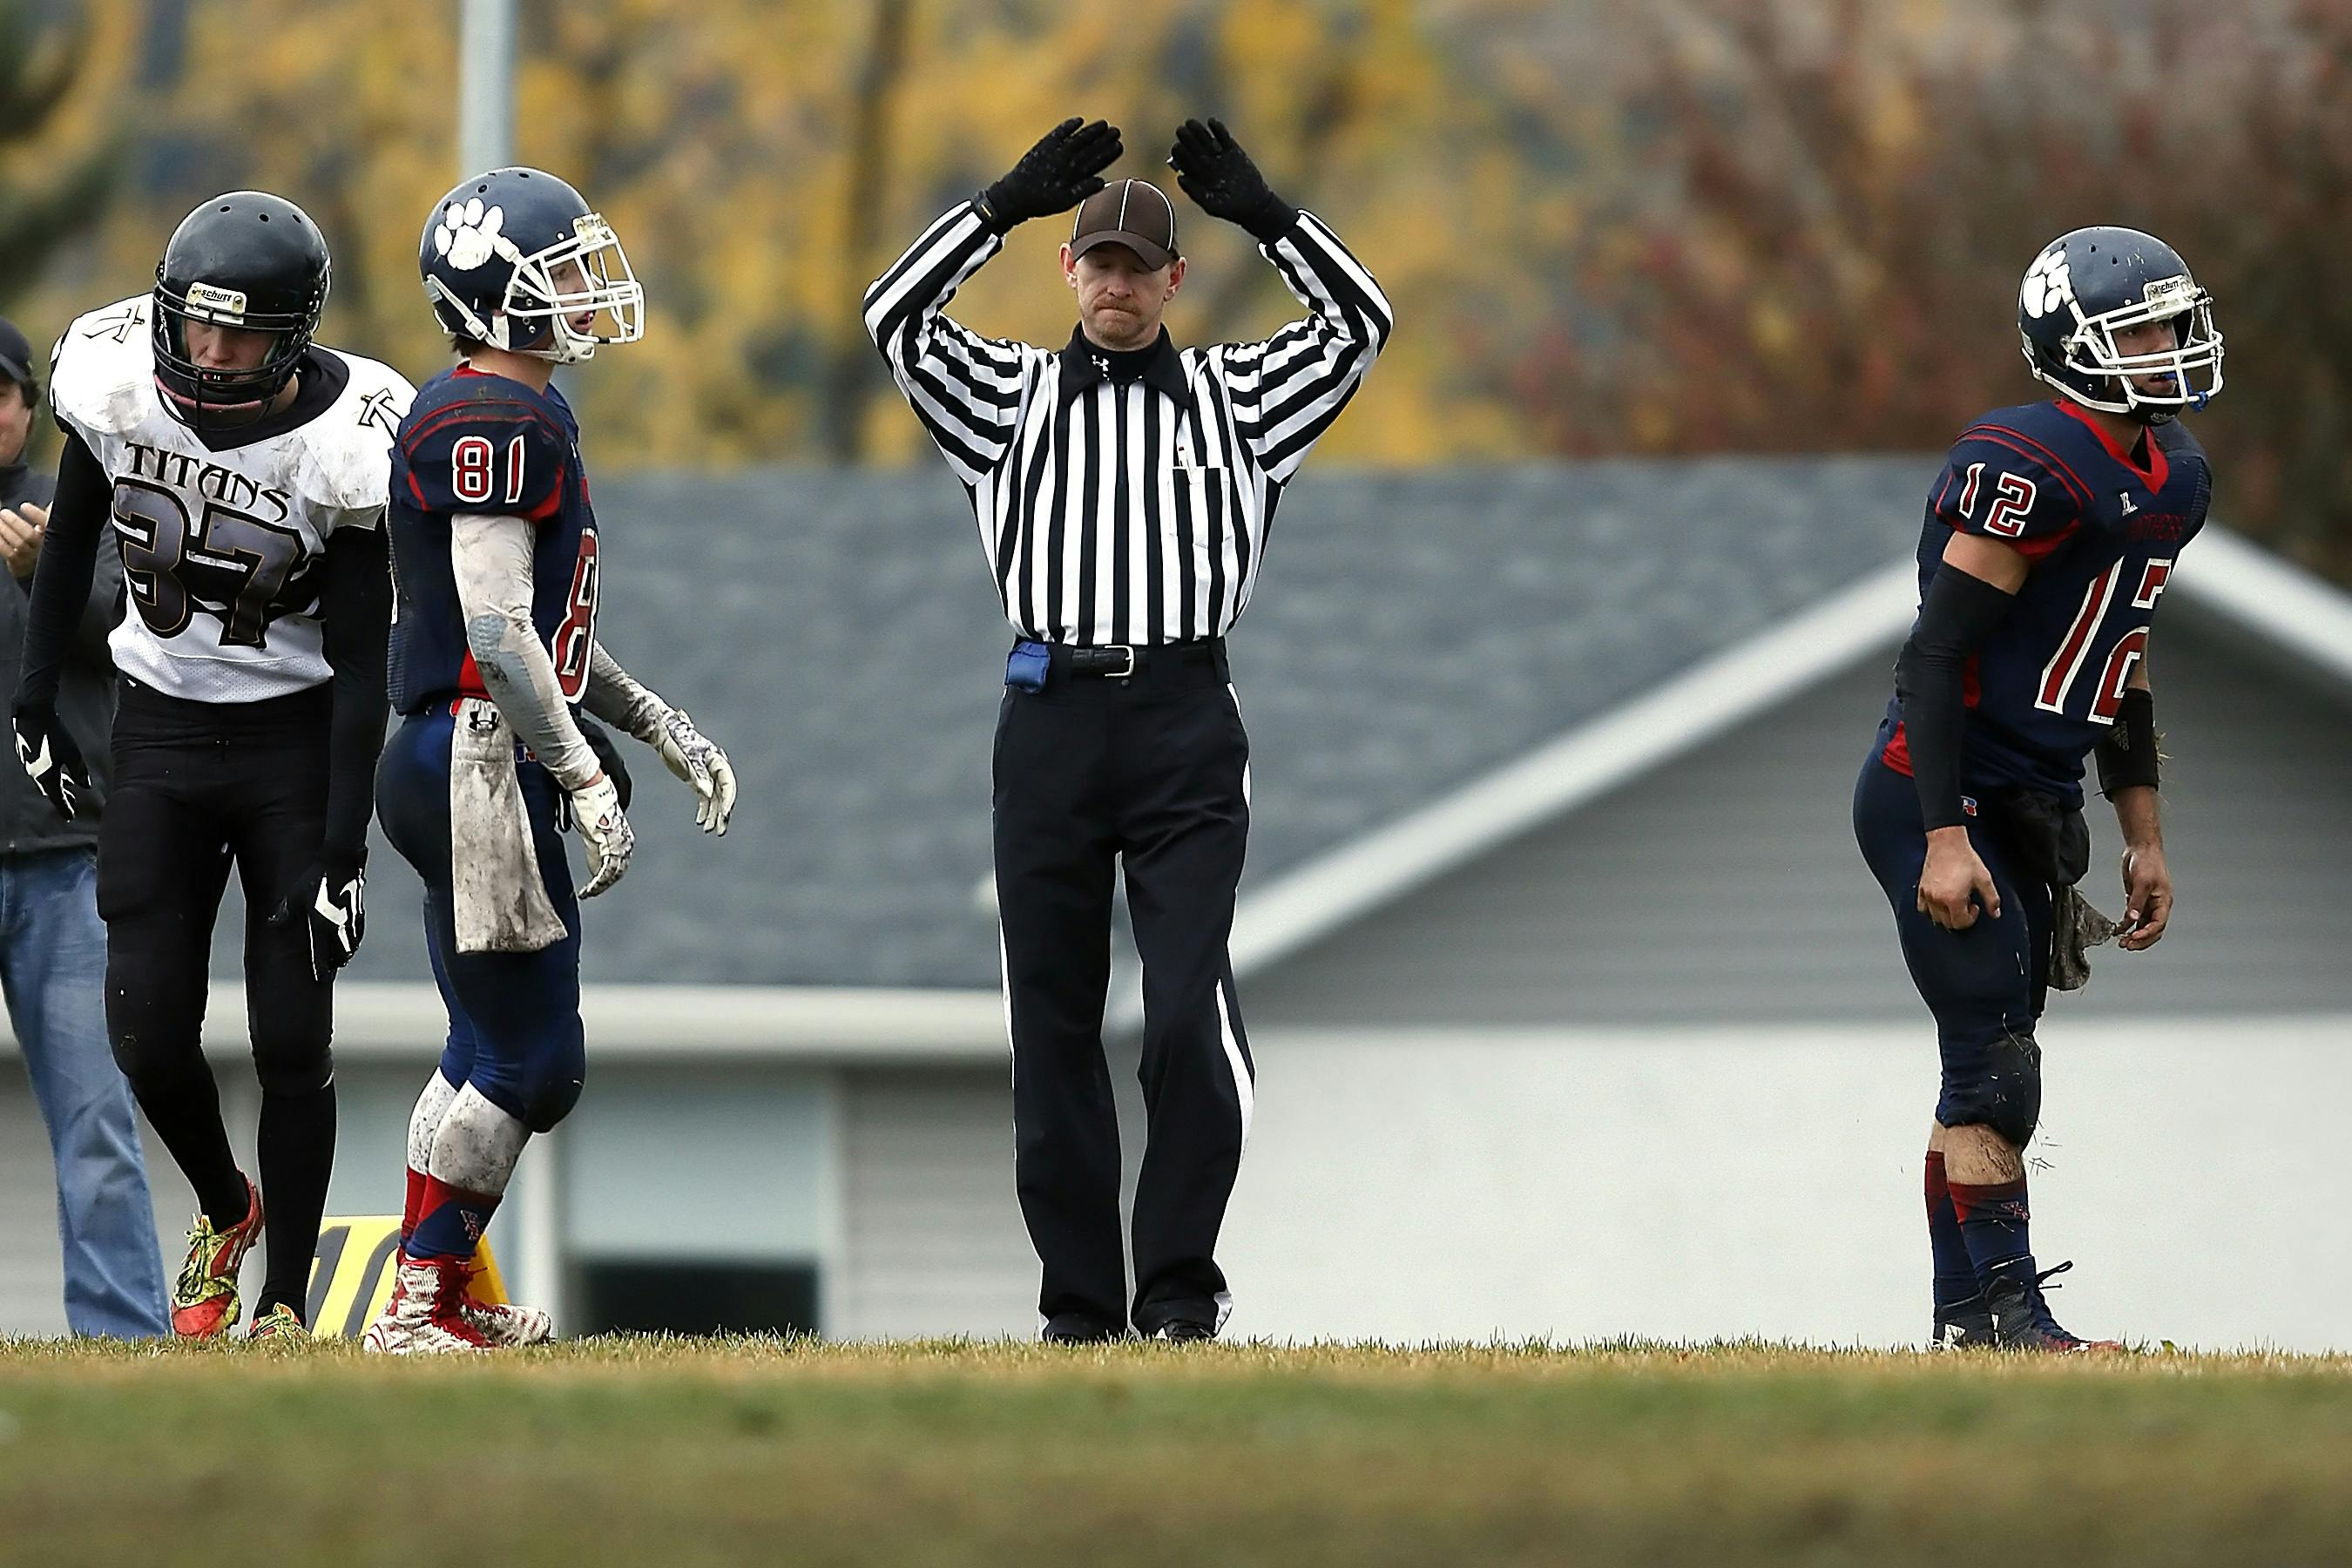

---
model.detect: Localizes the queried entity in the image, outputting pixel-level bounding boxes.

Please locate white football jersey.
[48,294,416,704]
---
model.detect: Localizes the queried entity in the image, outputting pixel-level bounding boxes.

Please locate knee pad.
[110,1027,204,1091]
[519,1071,584,1134]
[254,1042,335,1098]
[1965,1027,2043,1149]
[517,1031,586,1133]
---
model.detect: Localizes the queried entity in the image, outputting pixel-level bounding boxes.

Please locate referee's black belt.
[1006,638,1227,693]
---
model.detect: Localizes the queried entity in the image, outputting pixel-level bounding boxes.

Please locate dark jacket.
[0,456,119,854]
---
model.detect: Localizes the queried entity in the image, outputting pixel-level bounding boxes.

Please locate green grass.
[2,1338,2348,1566]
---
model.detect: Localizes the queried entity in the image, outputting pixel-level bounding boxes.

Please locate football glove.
[981,117,1123,230]
[568,770,634,897]
[1166,118,1296,242]
[12,700,90,821]
[650,707,737,835]
[579,714,634,810]
[270,854,367,982]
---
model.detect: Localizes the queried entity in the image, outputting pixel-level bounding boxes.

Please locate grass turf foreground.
[0,1339,2347,1567]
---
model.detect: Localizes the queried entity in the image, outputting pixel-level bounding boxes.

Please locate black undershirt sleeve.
[17,429,109,709]
[1894,563,2019,831]
[315,523,394,864]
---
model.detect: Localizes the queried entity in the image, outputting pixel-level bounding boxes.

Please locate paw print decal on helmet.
[2020,247,2073,321]
[434,198,515,273]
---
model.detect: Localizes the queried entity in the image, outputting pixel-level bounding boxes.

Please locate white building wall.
[1216,1018,2352,1352]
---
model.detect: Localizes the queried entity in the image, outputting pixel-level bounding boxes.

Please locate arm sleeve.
[582,640,669,744]
[861,200,1031,486]
[1211,211,1395,486]
[71,535,124,667]
[315,520,394,862]
[16,429,109,708]
[1895,564,2020,831]
[450,512,601,791]
[1930,430,2082,558]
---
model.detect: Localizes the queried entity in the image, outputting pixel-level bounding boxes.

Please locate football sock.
[253,1079,336,1321]
[128,1058,249,1229]
[402,1071,463,1240]
[1923,1152,1979,1308]
[409,1175,502,1260]
[1947,1176,2034,1288]
[408,1084,529,1260]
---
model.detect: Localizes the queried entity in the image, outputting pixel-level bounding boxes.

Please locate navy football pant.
[377,708,586,1133]
[1853,754,2051,1139]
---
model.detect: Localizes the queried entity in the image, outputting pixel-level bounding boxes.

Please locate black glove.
[580,714,634,812]
[980,118,1123,231]
[271,853,366,983]
[1167,118,1297,242]
[12,700,90,821]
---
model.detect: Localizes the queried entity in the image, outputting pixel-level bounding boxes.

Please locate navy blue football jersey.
[1877,399,2212,804]
[387,367,600,714]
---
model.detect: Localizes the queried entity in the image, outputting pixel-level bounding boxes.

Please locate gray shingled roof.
[259,457,1930,988]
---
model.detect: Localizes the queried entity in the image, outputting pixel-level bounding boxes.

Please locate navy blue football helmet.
[152,192,329,430]
[2017,226,2221,422]
[421,167,643,363]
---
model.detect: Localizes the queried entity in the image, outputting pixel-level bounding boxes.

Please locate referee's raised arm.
[865,116,1388,1347]
[1173,117,1395,486]
[862,118,1122,488]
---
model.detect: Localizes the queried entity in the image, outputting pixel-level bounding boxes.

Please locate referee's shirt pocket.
[1173,464,1224,575]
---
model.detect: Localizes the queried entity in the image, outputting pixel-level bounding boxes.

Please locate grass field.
[2,1338,2348,1567]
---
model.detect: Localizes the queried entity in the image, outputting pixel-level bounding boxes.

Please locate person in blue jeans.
[0,315,168,1338]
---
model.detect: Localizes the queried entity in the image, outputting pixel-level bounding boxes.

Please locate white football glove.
[651,706,737,835]
[567,771,635,896]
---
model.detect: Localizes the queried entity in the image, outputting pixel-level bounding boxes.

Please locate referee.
[865,116,1390,1342]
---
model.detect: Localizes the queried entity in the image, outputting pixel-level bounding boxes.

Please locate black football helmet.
[2017,226,2221,422]
[421,167,643,363]
[152,192,330,431]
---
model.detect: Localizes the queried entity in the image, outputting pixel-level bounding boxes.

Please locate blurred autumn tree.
[8,0,2348,579]
[0,0,128,323]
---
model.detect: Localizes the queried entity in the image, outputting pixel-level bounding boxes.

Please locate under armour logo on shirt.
[1092,354,1110,376]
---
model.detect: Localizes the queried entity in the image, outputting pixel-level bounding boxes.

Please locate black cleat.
[1930,1292,1997,1350]
[1041,1315,1125,1345]
[1147,1320,1215,1343]
[1984,1260,2124,1352]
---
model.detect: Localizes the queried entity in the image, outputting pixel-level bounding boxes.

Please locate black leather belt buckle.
[1072,645,1138,680]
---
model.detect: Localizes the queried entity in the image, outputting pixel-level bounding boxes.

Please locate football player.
[1855,227,2220,1351]
[362,167,736,1354]
[13,193,414,1339]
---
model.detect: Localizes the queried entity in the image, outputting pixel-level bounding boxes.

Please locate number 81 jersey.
[387,366,598,714]
[1880,398,2213,805]
[49,295,414,702]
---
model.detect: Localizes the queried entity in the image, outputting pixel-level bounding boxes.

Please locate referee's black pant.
[992,640,1255,1338]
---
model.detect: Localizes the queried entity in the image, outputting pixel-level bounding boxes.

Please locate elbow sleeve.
[1895,564,2017,830]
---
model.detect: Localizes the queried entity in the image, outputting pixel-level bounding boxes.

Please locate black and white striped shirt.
[863,199,1392,647]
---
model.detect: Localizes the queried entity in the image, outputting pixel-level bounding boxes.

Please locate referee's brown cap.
[1069,179,1179,270]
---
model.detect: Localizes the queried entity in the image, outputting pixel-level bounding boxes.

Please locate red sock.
[402,1166,428,1241]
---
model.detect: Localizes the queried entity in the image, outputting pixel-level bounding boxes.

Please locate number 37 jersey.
[1878,398,2213,805]
[48,295,414,703]
[386,367,599,715]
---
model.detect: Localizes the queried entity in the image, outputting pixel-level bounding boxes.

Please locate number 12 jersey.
[387,366,600,714]
[1877,398,2213,806]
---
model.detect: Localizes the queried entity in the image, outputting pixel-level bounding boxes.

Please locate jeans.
[3,848,170,1337]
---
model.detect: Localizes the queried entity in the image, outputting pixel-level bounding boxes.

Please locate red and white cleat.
[458,1296,555,1348]
[362,1254,493,1355]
